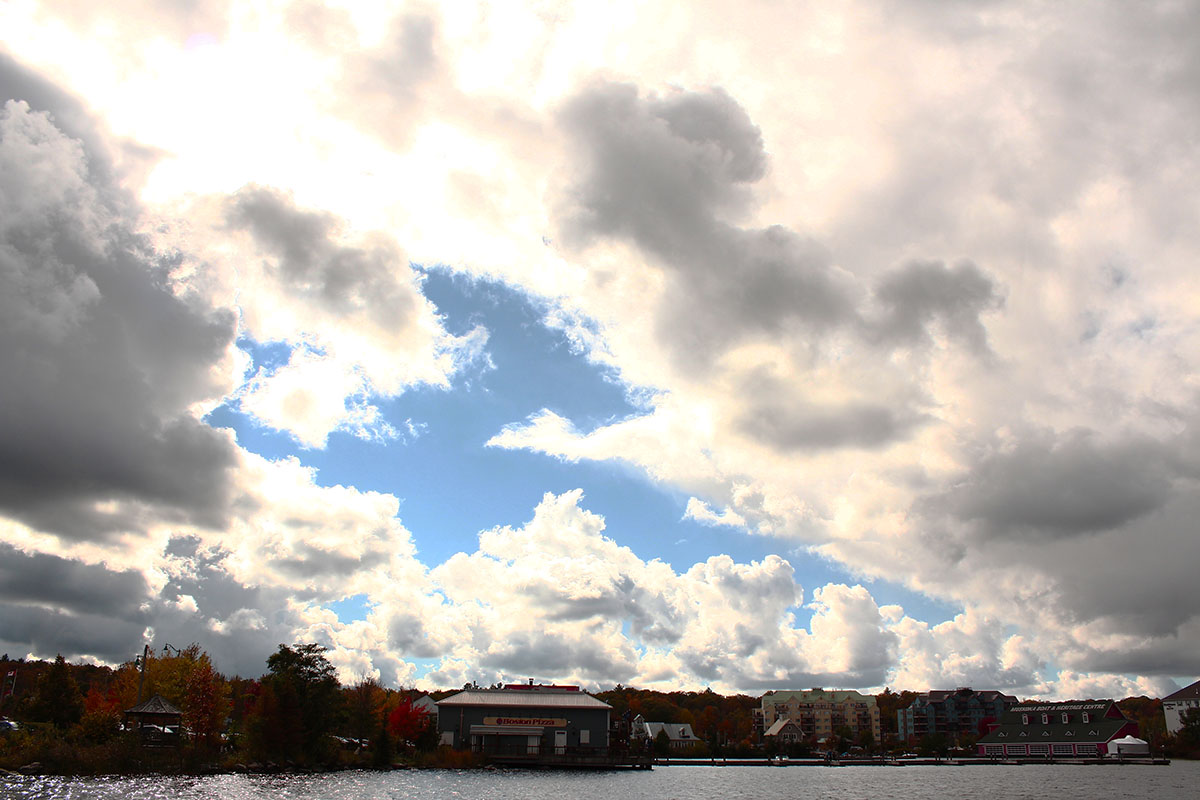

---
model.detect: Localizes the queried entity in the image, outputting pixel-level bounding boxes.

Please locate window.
[1022,714,1029,725]
[1041,714,1049,724]
[1082,712,1090,723]
[1062,713,1069,724]
[580,730,590,745]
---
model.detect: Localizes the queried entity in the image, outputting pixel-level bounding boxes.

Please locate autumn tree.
[184,659,229,749]
[388,695,434,750]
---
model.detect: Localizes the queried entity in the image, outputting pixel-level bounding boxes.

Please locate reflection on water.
[3,763,1199,800]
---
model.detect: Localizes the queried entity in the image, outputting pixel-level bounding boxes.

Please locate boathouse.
[976,700,1138,758]
[437,683,613,762]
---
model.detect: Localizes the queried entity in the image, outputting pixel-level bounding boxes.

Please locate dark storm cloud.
[0,604,147,663]
[0,544,150,619]
[1023,488,1200,641]
[938,430,1177,538]
[226,185,421,332]
[868,259,1001,353]
[1072,638,1200,678]
[0,68,238,541]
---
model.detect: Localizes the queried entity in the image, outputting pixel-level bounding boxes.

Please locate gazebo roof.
[125,694,182,716]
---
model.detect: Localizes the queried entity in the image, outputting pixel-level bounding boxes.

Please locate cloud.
[0,95,238,541]
[186,184,489,447]
[5,2,1200,695]
[683,498,746,529]
[867,259,1001,353]
[333,11,444,150]
[427,489,911,691]
[557,82,860,373]
[936,429,1179,539]
[0,543,150,620]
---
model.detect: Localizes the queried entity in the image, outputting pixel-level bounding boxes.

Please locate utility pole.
[135,644,150,705]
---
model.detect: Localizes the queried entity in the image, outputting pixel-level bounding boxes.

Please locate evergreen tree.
[372,714,393,767]
[251,644,344,764]
[32,655,84,729]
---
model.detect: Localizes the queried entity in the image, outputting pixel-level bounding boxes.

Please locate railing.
[469,741,654,768]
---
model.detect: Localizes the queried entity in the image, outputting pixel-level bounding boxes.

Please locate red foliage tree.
[387,696,430,745]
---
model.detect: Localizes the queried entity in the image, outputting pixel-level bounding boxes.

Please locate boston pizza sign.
[484,717,568,727]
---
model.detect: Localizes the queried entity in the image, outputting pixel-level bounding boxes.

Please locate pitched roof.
[1163,679,1200,702]
[437,689,611,710]
[908,688,1018,707]
[765,718,803,737]
[978,701,1130,745]
[125,694,182,716]
[643,721,696,740]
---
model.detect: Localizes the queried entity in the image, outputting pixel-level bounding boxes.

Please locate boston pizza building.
[437,684,612,760]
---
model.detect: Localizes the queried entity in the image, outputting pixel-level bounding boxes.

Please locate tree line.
[2,647,1198,772]
[0,645,443,773]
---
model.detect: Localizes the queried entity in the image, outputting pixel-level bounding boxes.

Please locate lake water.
[3,762,1197,800]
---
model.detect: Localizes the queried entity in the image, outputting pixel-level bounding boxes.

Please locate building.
[763,718,805,745]
[1162,679,1200,735]
[637,719,700,750]
[976,700,1139,758]
[761,688,881,743]
[436,684,611,759]
[124,694,182,746]
[412,694,438,721]
[898,688,1018,743]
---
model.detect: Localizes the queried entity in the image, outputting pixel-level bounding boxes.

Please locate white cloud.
[682,497,746,529]
[4,0,1200,693]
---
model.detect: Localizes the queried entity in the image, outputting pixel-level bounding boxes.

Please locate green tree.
[918,732,949,758]
[1178,707,1200,748]
[257,643,344,764]
[654,729,671,756]
[344,677,385,742]
[31,655,84,729]
[372,713,393,766]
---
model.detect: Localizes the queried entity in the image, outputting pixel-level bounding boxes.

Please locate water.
[2,763,1197,800]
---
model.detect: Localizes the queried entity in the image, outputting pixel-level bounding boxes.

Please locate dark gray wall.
[438,702,610,751]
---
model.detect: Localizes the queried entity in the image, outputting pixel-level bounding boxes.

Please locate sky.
[0,1,1198,700]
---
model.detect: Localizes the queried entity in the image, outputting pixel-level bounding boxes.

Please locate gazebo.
[124,694,183,745]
